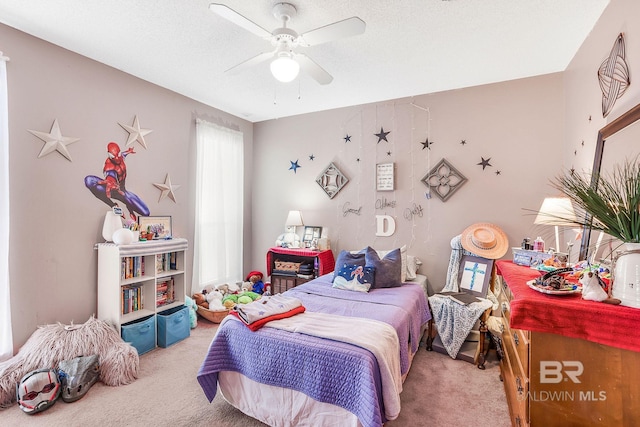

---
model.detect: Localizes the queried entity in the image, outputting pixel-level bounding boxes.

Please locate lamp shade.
[285,210,304,227]
[534,197,577,226]
[270,55,300,83]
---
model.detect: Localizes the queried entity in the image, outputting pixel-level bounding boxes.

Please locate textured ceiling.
[0,0,609,122]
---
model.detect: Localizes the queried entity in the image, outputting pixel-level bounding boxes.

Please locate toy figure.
[246,270,265,294]
[85,142,150,221]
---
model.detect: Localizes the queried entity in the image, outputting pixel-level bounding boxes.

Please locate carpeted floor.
[1,319,511,426]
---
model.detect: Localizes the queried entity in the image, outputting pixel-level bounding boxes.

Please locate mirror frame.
[579,102,640,260]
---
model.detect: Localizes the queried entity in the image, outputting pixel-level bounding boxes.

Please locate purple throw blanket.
[197,275,430,427]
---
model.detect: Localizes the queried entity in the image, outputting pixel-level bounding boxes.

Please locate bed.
[197,268,430,427]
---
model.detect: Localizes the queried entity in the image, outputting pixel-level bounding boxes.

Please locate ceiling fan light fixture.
[270,54,300,83]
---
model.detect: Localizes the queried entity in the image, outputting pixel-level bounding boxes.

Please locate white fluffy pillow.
[406,255,422,281]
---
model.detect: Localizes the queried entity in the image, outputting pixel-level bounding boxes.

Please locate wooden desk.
[496,260,640,427]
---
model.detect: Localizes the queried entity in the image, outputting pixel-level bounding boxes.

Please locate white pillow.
[406,255,422,281]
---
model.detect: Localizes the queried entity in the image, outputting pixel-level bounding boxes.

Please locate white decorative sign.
[376,162,394,191]
[375,215,396,236]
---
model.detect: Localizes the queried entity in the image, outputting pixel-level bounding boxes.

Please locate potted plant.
[551,158,640,308]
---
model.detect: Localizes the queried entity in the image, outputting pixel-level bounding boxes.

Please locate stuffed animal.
[192,293,208,308]
[246,270,265,294]
[206,290,225,311]
[580,271,621,304]
[222,291,261,308]
[580,271,608,302]
[184,295,198,329]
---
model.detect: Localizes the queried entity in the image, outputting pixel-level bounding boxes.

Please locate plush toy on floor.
[245,270,265,294]
[184,295,198,329]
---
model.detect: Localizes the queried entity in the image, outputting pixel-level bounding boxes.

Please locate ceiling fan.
[209,2,366,85]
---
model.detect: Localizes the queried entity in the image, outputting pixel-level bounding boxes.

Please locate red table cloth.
[496,260,640,353]
[266,247,335,277]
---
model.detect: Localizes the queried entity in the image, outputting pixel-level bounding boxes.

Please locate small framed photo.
[376,162,395,191]
[457,255,494,298]
[138,216,172,239]
[303,226,322,244]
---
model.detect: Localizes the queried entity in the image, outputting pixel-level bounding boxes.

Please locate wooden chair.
[426,253,496,369]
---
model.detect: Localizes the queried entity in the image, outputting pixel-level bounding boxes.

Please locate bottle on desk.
[533,236,545,252]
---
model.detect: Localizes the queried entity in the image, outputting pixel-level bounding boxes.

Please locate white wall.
[252,74,565,293]
[2,23,254,351]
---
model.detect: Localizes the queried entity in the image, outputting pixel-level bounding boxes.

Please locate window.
[193,120,244,294]
[0,53,12,361]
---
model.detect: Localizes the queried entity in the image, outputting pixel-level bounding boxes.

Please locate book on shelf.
[121,256,145,280]
[121,284,144,315]
[436,291,480,305]
[156,278,175,307]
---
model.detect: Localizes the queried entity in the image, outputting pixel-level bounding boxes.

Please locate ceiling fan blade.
[209,3,272,39]
[225,51,274,75]
[296,54,333,85]
[299,17,366,46]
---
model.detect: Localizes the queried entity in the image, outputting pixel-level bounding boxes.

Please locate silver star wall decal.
[119,115,152,149]
[153,173,180,203]
[28,119,80,161]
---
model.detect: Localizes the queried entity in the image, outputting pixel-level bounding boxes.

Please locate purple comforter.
[286,275,431,375]
[197,274,430,427]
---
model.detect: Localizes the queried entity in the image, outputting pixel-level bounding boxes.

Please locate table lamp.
[284,210,304,247]
[534,197,577,252]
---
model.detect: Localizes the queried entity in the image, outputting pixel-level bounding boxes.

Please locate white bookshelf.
[97,238,188,337]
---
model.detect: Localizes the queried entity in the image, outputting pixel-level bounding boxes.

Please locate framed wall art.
[138,216,172,239]
[376,162,394,191]
[457,255,493,298]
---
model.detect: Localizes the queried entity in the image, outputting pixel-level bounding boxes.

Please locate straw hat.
[461,223,509,259]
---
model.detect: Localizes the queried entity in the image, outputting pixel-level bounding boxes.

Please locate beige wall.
[2,24,253,351]
[6,0,640,352]
[252,74,565,293]
[563,0,640,260]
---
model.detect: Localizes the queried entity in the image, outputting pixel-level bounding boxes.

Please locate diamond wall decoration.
[316,162,349,199]
[421,158,467,202]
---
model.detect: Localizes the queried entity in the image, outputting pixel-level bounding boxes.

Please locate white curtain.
[0,52,12,361]
[193,119,244,294]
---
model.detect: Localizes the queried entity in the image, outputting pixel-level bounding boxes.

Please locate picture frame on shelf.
[138,216,172,239]
[303,226,322,244]
[457,255,493,298]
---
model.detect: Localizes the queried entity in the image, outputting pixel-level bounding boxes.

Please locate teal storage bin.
[121,315,156,355]
[157,305,190,348]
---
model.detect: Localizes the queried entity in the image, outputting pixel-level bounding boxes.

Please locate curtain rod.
[0,51,10,62]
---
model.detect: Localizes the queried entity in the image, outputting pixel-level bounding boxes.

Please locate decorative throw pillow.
[365,246,402,288]
[406,255,422,281]
[332,264,375,293]
[375,245,407,282]
[334,249,366,272]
